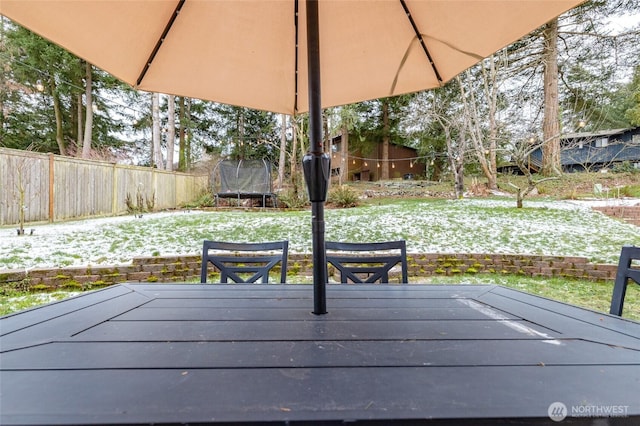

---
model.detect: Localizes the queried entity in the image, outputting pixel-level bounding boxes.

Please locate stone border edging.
[0,252,618,292]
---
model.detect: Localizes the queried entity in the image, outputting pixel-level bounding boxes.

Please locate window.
[632,134,640,144]
[595,138,608,147]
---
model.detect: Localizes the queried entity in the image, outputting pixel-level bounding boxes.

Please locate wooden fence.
[0,148,209,226]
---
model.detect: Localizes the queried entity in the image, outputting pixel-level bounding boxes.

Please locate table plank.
[143,296,469,309]
[2,366,638,425]
[129,283,492,300]
[75,318,559,342]
[1,339,637,370]
[113,305,519,321]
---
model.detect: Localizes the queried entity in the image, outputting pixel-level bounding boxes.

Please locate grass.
[3,197,639,270]
[0,290,82,316]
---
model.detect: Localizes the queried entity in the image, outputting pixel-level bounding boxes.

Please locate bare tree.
[151,92,163,168]
[3,151,43,235]
[508,135,559,208]
[166,95,175,171]
[458,55,505,190]
[444,122,467,199]
[277,114,287,190]
[381,100,390,180]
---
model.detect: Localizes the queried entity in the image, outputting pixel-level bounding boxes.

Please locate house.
[329,134,426,181]
[529,126,640,172]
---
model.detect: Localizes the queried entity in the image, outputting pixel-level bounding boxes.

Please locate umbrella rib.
[136,0,187,87]
[398,0,442,83]
[293,0,300,114]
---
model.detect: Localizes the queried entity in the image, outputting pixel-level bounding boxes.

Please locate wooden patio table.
[1,283,639,425]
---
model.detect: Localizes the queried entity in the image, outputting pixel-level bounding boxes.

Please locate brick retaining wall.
[0,252,619,292]
[593,206,640,226]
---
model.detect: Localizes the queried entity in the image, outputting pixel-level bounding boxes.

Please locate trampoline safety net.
[212,159,277,207]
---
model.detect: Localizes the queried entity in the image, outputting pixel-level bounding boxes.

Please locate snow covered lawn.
[2,198,639,271]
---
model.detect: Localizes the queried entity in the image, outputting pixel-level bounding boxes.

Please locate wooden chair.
[200,240,288,284]
[610,245,640,316]
[325,240,408,284]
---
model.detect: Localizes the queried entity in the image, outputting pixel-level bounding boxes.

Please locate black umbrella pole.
[305,0,329,314]
[303,153,330,314]
[303,153,330,315]
[311,200,327,314]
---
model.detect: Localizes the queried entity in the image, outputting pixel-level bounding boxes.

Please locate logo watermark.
[548,402,567,422]
[548,402,629,422]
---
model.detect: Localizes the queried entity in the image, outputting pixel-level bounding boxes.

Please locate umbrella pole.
[303,0,330,315]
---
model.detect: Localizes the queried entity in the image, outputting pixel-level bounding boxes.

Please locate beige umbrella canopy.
[0,0,584,312]
[1,0,582,115]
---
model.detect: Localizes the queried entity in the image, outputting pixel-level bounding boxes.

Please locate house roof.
[562,128,628,140]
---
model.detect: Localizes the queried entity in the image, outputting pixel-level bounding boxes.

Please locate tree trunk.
[51,81,66,156]
[185,98,192,171]
[166,95,175,171]
[340,125,349,185]
[443,125,465,199]
[541,18,562,177]
[381,100,390,180]
[277,114,287,190]
[76,93,82,153]
[455,161,464,199]
[485,57,498,190]
[322,111,329,153]
[151,92,163,169]
[516,189,523,208]
[81,61,93,159]
[178,97,186,171]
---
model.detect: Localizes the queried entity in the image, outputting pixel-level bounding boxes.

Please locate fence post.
[48,153,54,222]
[112,163,118,215]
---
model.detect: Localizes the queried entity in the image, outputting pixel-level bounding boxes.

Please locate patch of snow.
[1,200,639,271]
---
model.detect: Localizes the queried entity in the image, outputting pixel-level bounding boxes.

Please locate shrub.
[277,189,309,209]
[611,162,638,174]
[618,185,640,197]
[182,190,215,208]
[328,185,359,208]
[125,188,156,214]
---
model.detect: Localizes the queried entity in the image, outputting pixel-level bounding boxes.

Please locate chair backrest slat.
[326,240,408,284]
[610,245,640,316]
[201,240,288,284]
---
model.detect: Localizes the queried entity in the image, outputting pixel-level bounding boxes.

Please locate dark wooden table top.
[1,283,639,425]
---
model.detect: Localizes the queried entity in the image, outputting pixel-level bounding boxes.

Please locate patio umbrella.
[0,0,584,313]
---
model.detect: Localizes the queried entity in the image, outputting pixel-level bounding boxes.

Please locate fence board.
[0,150,50,226]
[0,148,208,226]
